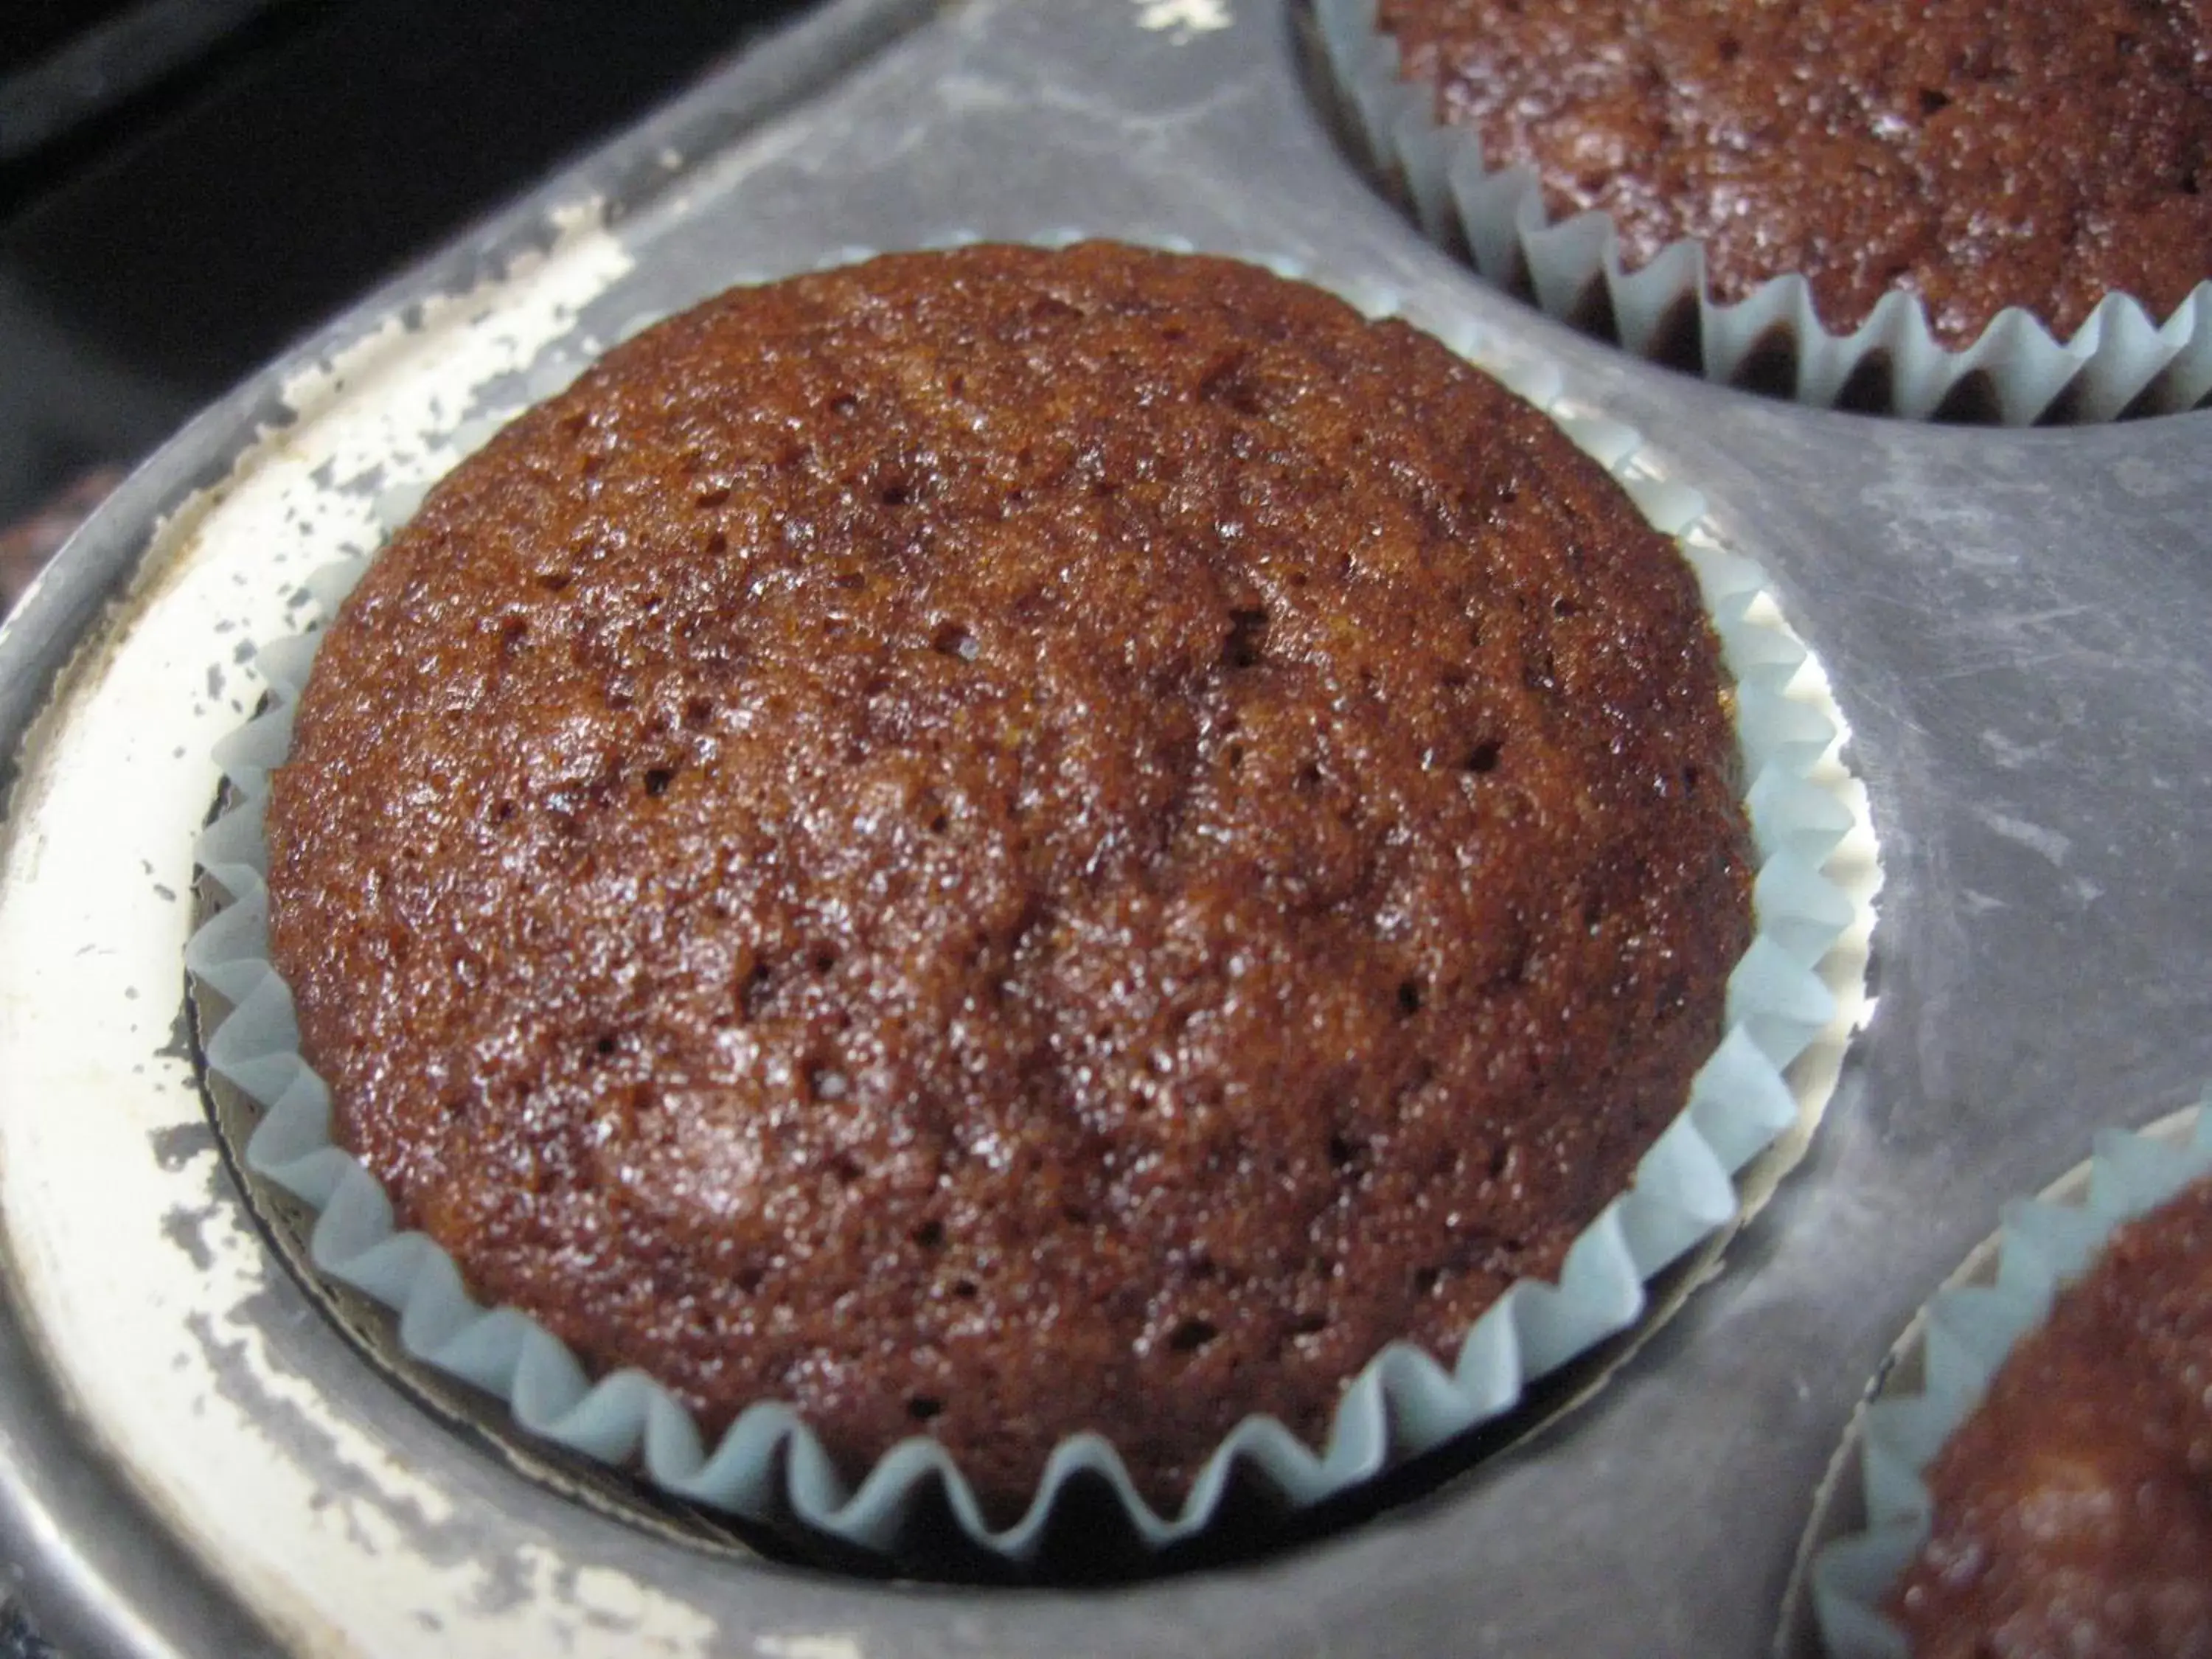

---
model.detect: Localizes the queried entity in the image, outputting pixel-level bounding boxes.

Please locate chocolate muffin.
[1887,1175,2212,1655]
[1374,0,2212,347]
[265,241,1752,1514]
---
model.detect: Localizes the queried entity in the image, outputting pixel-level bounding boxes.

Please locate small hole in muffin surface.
[1466,739,1502,773]
[1397,978,1423,1016]
[912,1219,945,1250]
[1222,605,1269,668]
[908,1396,944,1422]
[1169,1318,1219,1353]
[931,622,979,661]
[643,768,674,797]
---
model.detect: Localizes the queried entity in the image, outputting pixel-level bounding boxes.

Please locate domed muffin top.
[266,242,1750,1513]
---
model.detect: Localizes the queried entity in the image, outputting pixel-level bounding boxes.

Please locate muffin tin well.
[0,1,2206,1655]
[180,324,1867,1575]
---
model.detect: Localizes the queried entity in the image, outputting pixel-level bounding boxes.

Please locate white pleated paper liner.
[1308,0,2212,425]
[1806,1100,2212,1658]
[185,269,1865,1568]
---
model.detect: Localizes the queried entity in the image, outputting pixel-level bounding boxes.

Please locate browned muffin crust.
[1891,1175,2212,1656]
[265,242,1750,1513]
[1376,0,2212,346]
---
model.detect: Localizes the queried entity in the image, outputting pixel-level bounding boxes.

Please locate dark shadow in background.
[0,0,816,539]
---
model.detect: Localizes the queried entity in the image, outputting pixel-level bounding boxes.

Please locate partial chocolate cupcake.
[191,240,1861,1562]
[1314,0,2212,421]
[1812,1104,2212,1657]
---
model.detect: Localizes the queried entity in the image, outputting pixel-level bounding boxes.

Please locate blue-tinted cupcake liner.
[1809,1099,2212,1656]
[187,254,1858,1564]
[1312,0,2212,424]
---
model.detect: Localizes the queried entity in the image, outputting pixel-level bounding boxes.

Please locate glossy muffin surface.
[267,242,1751,1512]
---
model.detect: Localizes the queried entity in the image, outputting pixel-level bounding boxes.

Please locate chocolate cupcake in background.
[1895,1178,2212,1652]
[192,240,1861,1567]
[1813,1105,2212,1658]
[1312,0,2212,422]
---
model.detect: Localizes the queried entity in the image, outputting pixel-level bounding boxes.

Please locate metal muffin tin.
[0,1,2205,1653]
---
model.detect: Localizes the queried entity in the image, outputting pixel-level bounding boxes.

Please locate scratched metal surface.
[0,1,2207,1655]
